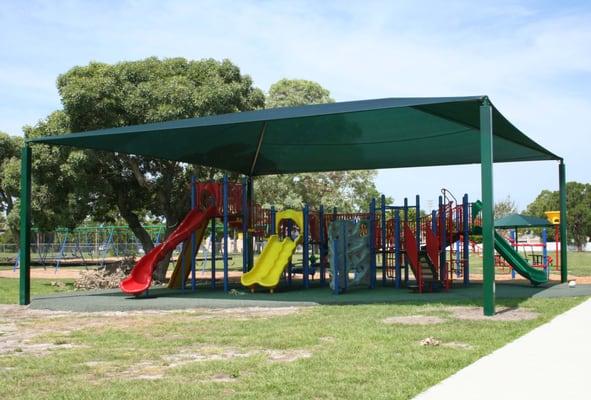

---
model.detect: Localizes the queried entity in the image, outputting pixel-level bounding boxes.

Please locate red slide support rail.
[425,227,440,271]
[403,222,422,292]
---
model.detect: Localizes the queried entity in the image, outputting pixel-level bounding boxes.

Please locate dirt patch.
[195,307,301,320]
[446,306,539,321]
[0,339,78,356]
[208,373,238,383]
[418,337,473,350]
[162,344,312,366]
[442,341,473,350]
[0,313,83,356]
[382,315,446,325]
[163,345,255,367]
[419,337,440,346]
[265,349,312,362]
[0,268,83,280]
[88,344,312,382]
[120,361,165,380]
[0,305,302,357]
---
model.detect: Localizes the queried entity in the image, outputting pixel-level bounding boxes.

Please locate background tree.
[255,171,383,212]
[32,57,264,279]
[5,112,98,245]
[494,195,518,219]
[266,79,332,108]
[0,132,23,218]
[526,182,591,250]
[255,79,386,211]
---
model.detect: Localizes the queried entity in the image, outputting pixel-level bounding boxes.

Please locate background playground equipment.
[328,219,372,294]
[545,210,561,272]
[493,213,556,279]
[11,225,166,271]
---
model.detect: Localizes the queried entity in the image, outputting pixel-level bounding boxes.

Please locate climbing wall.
[328,219,371,293]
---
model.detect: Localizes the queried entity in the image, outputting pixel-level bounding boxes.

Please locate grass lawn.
[0,295,587,400]
[0,278,74,304]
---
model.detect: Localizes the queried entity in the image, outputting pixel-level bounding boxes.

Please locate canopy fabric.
[494,213,553,228]
[30,96,561,176]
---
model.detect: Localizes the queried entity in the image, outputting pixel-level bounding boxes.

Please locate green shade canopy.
[30,96,561,175]
[494,213,553,229]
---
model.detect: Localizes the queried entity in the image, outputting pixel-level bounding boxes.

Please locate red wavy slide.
[120,206,217,295]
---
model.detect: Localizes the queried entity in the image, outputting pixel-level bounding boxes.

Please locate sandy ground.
[2,266,589,284]
[0,268,245,280]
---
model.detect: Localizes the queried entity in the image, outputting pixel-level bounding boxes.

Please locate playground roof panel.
[30,96,561,175]
[494,213,554,229]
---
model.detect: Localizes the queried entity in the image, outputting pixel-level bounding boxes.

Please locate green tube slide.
[493,231,548,286]
[472,200,547,286]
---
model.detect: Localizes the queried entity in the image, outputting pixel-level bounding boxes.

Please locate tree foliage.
[266,78,333,108]
[0,132,23,216]
[255,171,383,212]
[494,195,518,219]
[526,182,591,250]
[28,57,264,278]
[10,65,386,277]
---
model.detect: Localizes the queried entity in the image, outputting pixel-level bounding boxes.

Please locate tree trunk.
[153,217,180,282]
[116,196,154,255]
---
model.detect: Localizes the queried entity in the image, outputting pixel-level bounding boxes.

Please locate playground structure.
[21,96,569,315]
[119,173,556,297]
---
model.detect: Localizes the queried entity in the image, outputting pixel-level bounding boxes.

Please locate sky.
[1,0,590,212]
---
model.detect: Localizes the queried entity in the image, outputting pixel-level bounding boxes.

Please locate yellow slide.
[241,209,303,292]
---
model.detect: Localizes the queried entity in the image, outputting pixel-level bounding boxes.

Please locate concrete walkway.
[416,298,591,399]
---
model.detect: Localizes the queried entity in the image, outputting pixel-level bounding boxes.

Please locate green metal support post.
[247,176,254,269]
[559,161,568,283]
[480,98,495,316]
[19,144,32,305]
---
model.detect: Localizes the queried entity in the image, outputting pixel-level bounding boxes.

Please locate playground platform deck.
[415,298,591,400]
[28,282,591,312]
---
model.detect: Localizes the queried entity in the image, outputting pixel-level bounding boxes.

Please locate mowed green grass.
[0,277,74,304]
[0,296,586,400]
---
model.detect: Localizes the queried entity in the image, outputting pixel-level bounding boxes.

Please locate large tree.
[255,171,383,212]
[33,57,264,279]
[494,195,518,219]
[0,132,23,218]
[526,182,591,250]
[266,78,332,108]
[255,79,384,212]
